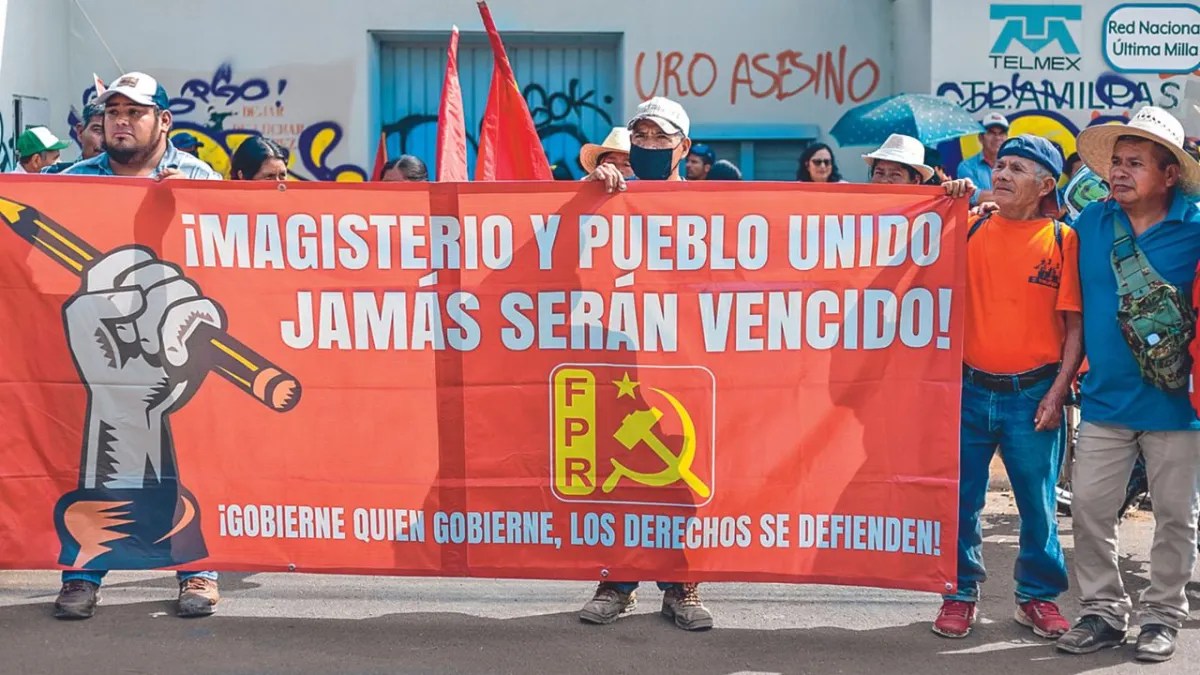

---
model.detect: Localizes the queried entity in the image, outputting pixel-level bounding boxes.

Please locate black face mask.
[629,144,679,180]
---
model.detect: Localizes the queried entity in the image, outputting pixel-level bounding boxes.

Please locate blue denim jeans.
[947,376,1068,603]
[62,570,218,586]
[612,582,683,594]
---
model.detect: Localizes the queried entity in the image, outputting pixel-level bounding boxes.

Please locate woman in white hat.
[578,127,633,179]
[1056,106,1200,664]
[862,134,936,185]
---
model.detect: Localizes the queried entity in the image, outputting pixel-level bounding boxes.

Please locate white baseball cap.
[628,97,690,137]
[96,71,171,109]
[981,112,1010,131]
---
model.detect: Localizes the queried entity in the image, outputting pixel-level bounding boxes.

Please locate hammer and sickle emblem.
[604,387,711,498]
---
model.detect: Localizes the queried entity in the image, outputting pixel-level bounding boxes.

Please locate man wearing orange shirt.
[934,135,1084,640]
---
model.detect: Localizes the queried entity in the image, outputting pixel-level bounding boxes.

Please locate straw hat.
[862,133,935,182]
[579,127,631,173]
[1077,106,1200,195]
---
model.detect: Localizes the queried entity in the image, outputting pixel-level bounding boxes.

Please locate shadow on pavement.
[1,511,1197,675]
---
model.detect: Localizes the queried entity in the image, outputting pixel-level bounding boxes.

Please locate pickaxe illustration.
[604,390,711,498]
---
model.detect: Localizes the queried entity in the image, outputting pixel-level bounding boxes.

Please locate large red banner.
[0,176,964,593]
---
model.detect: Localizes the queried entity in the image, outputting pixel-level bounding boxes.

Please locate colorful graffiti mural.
[0,113,15,172]
[385,77,616,179]
[70,63,367,181]
[938,70,1195,182]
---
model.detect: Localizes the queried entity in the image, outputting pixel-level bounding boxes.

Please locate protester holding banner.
[932,135,1081,640]
[862,134,934,185]
[795,142,844,183]
[578,127,633,179]
[53,70,223,620]
[579,96,712,631]
[230,136,289,182]
[1057,106,1200,664]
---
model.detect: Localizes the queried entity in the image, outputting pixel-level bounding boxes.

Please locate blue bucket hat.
[997,135,1064,213]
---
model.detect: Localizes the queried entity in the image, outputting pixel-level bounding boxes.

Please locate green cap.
[16,126,70,159]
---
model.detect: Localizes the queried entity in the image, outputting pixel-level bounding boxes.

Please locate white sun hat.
[862,133,935,182]
[579,127,631,173]
[1077,106,1200,195]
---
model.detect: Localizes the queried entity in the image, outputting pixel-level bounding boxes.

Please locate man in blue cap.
[685,142,714,180]
[172,132,203,158]
[932,135,1082,642]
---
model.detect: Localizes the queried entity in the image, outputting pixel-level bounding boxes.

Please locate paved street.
[2,493,1198,674]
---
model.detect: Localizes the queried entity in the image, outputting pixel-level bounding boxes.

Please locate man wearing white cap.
[53,71,222,623]
[64,71,219,180]
[578,97,713,632]
[585,96,692,192]
[956,113,1011,206]
[11,126,69,174]
[1056,106,1200,663]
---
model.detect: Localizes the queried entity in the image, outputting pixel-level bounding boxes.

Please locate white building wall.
[58,0,895,178]
[0,0,72,170]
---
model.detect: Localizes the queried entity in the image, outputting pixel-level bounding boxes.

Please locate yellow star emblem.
[612,372,639,399]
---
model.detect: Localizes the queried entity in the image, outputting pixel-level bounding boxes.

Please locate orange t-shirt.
[963,214,1082,374]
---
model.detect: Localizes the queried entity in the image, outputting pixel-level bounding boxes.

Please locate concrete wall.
[0,0,72,169]
[58,0,895,178]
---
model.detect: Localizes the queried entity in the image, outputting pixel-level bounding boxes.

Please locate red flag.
[370,132,387,181]
[474,1,551,181]
[436,26,468,182]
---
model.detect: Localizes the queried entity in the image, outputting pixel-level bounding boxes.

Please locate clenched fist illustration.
[55,246,219,569]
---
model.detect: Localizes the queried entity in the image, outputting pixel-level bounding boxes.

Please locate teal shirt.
[1076,192,1200,431]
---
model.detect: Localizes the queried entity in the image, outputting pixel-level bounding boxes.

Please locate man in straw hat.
[1056,106,1200,663]
[578,127,633,179]
[924,135,1082,641]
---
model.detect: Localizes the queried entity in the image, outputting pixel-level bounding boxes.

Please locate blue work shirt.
[956,153,993,206]
[1076,192,1200,431]
[64,142,221,179]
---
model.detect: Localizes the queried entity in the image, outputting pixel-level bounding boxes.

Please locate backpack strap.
[967,213,991,240]
[1110,212,1168,300]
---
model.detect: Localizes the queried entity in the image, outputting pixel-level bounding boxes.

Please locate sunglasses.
[810,158,832,166]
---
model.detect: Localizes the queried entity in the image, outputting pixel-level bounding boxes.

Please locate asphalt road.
[2,493,1197,674]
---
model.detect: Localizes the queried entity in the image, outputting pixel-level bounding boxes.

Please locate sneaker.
[53,580,100,620]
[1056,615,1126,654]
[177,577,220,617]
[578,582,637,625]
[1015,599,1070,638]
[661,583,713,631]
[1135,624,1177,663]
[931,600,977,638]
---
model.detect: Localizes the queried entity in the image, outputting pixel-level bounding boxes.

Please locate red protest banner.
[0,176,964,593]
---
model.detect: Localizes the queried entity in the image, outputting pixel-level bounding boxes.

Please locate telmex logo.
[550,364,715,507]
[989,4,1083,71]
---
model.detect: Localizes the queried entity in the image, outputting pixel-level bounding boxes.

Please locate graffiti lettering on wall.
[937,72,1186,113]
[635,48,881,105]
[71,62,366,181]
[941,109,1133,179]
[385,78,615,179]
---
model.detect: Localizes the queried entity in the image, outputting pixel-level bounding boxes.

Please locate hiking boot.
[53,580,100,620]
[177,577,220,617]
[578,582,636,624]
[1015,599,1070,638]
[931,600,977,638]
[1135,624,1177,663]
[1056,615,1126,654]
[661,583,713,631]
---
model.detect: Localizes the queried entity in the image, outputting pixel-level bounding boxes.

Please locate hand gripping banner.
[0,176,964,593]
